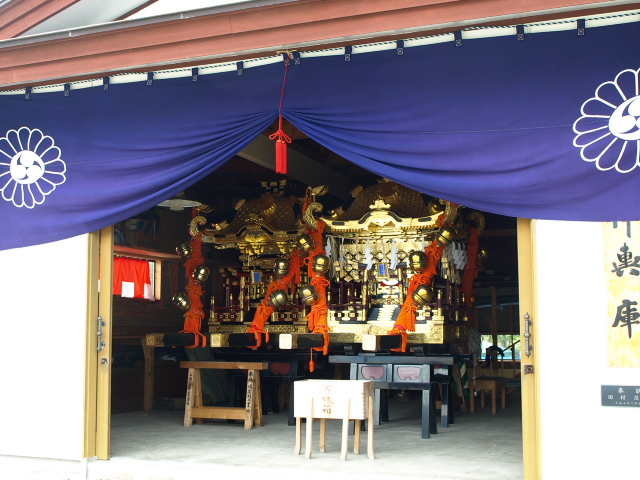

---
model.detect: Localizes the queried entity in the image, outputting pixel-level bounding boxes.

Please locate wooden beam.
[115,0,161,21]
[0,0,636,89]
[362,334,403,351]
[210,332,269,348]
[181,360,268,370]
[279,332,356,349]
[114,245,180,261]
[0,0,82,39]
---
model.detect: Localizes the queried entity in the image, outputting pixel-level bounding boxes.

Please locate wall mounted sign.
[601,385,640,407]
[603,221,640,368]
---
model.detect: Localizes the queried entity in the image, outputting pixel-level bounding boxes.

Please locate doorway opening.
[98,122,525,479]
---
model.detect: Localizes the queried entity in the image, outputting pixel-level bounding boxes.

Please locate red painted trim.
[0,0,82,39]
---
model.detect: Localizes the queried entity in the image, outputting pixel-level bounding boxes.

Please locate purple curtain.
[0,65,281,250]
[284,23,640,221]
[1,21,640,251]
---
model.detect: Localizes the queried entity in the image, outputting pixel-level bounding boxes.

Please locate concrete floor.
[86,393,523,480]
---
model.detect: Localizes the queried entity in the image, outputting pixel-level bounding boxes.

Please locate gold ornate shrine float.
[149,179,487,362]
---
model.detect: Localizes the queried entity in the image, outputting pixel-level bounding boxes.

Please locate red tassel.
[276,139,288,174]
[269,114,291,175]
[271,57,291,175]
[282,139,288,174]
[309,349,315,373]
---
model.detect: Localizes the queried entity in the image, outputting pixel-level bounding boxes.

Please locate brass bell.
[477,247,490,263]
[172,292,191,310]
[268,289,288,308]
[435,226,456,246]
[412,284,434,306]
[408,251,427,273]
[298,284,319,306]
[274,258,290,278]
[296,233,315,253]
[176,241,193,259]
[193,265,210,283]
[312,254,331,274]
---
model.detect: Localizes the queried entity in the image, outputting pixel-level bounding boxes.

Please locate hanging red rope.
[180,232,208,348]
[269,53,292,174]
[301,204,330,371]
[388,241,445,352]
[308,275,330,373]
[246,250,303,348]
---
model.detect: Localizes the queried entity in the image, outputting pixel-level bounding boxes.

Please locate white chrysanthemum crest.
[0,127,66,208]
[574,68,640,173]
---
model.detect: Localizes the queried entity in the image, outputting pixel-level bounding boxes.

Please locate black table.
[329,354,462,438]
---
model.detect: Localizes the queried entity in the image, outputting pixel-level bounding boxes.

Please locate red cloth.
[113,257,154,300]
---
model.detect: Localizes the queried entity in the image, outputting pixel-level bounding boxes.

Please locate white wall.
[0,235,90,460]
[536,221,640,478]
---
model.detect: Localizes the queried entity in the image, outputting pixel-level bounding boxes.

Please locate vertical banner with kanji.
[604,221,640,368]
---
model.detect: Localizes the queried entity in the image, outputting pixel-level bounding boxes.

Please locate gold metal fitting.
[296,233,314,253]
[408,250,427,273]
[268,289,288,308]
[193,265,210,283]
[412,284,434,306]
[312,254,331,274]
[176,241,193,259]
[298,284,319,306]
[435,226,456,246]
[274,258,290,278]
[172,292,191,310]
[477,247,490,263]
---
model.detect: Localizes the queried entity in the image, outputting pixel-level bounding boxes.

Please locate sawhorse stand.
[181,361,268,429]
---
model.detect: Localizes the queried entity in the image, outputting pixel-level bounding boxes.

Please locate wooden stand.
[469,377,507,414]
[293,380,375,461]
[181,361,267,429]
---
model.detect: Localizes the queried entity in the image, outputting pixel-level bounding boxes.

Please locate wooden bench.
[181,361,268,429]
[294,380,375,461]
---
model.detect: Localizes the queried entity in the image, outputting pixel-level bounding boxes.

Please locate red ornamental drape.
[113,256,155,300]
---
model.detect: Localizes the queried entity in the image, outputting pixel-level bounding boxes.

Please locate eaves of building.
[0,0,637,89]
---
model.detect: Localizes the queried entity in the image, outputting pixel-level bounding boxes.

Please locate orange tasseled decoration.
[388,241,446,352]
[301,206,330,371]
[180,233,208,348]
[246,250,303,348]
